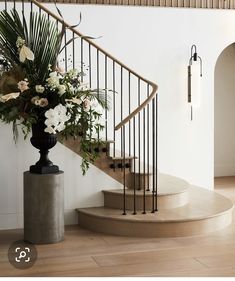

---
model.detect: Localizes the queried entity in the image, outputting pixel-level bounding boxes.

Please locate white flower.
[56,122,66,132]
[31,96,40,104]
[67,69,78,79]
[65,97,82,105]
[46,76,60,89]
[16,36,34,63]
[18,80,29,92]
[91,98,98,109]
[49,71,58,78]
[45,126,57,134]
[66,103,74,109]
[35,99,41,106]
[35,85,45,94]
[44,104,70,134]
[55,104,67,116]
[0,92,20,102]
[58,85,66,96]
[67,83,75,93]
[16,37,25,48]
[45,108,58,119]
[19,45,34,63]
[83,98,91,112]
[94,104,103,114]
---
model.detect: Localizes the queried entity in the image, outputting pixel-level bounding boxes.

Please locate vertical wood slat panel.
[9,0,235,8]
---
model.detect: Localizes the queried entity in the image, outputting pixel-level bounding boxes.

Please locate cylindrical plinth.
[24,171,64,244]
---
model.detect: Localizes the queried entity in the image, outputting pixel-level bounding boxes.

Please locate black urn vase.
[30,119,59,174]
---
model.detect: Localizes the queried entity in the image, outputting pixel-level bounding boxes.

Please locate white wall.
[214,44,235,177]
[1,3,235,229]
[50,5,235,184]
[0,123,121,230]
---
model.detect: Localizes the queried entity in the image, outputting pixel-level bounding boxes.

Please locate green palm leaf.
[0,9,63,84]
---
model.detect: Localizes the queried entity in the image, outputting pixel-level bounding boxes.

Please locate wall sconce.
[188,45,202,120]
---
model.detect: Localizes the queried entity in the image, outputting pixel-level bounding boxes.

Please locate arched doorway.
[214,43,235,177]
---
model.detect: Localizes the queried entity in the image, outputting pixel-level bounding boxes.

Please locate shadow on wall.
[214,42,235,177]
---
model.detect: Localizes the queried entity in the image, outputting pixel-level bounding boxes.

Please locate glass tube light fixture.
[188,45,202,120]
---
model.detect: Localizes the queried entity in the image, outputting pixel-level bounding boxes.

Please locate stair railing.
[2,0,158,215]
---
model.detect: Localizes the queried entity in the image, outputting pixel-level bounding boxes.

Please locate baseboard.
[0,213,23,230]
[214,165,235,177]
[0,209,79,230]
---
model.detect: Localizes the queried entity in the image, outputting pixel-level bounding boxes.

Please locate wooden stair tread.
[102,183,189,197]
[93,139,115,143]
[102,174,190,210]
[60,136,114,143]
[108,154,137,160]
[78,187,233,222]
[77,186,234,237]
[105,173,190,195]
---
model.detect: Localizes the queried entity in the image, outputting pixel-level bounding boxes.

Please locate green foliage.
[0,9,108,175]
[0,9,62,84]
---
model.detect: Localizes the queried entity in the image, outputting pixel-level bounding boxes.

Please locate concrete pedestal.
[24,171,64,244]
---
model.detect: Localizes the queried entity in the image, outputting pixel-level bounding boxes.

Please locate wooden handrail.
[30,0,158,130]
[115,82,158,130]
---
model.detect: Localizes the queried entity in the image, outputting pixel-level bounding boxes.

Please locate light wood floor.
[1,177,235,277]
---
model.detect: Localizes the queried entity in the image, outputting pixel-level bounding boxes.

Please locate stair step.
[127,172,190,191]
[60,137,114,154]
[108,153,137,161]
[85,139,115,143]
[103,173,190,210]
[77,186,234,237]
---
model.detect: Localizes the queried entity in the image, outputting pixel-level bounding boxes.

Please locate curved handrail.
[115,82,158,130]
[31,0,158,130]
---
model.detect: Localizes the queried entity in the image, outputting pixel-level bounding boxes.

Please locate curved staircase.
[2,0,234,238]
[77,175,234,237]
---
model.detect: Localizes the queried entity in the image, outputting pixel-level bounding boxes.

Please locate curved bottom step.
[103,173,190,210]
[77,187,234,237]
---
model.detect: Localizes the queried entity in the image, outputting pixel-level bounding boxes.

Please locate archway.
[214,43,235,178]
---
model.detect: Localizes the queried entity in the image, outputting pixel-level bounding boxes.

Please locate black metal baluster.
[81,38,84,83]
[47,13,51,73]
[4,0,8,62]
[147,84,150,192]
[113,61,116,158]
[151,98,155,213]
[133,116,137,214]
[138,78,141,191]
[142,106,146,214]
[105,55,108,142]
[30,1,33,17]
[128,72,131,157]
[88,44,92,88]
[22,0,24,13]
[123,125,126,215]
[155,94,158,211]
[97,49,100,140]
[72,31,75,69]
[64,30,68,71]
[121,66,123,157]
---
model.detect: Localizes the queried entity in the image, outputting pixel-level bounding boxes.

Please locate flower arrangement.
[0,9,107,174]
